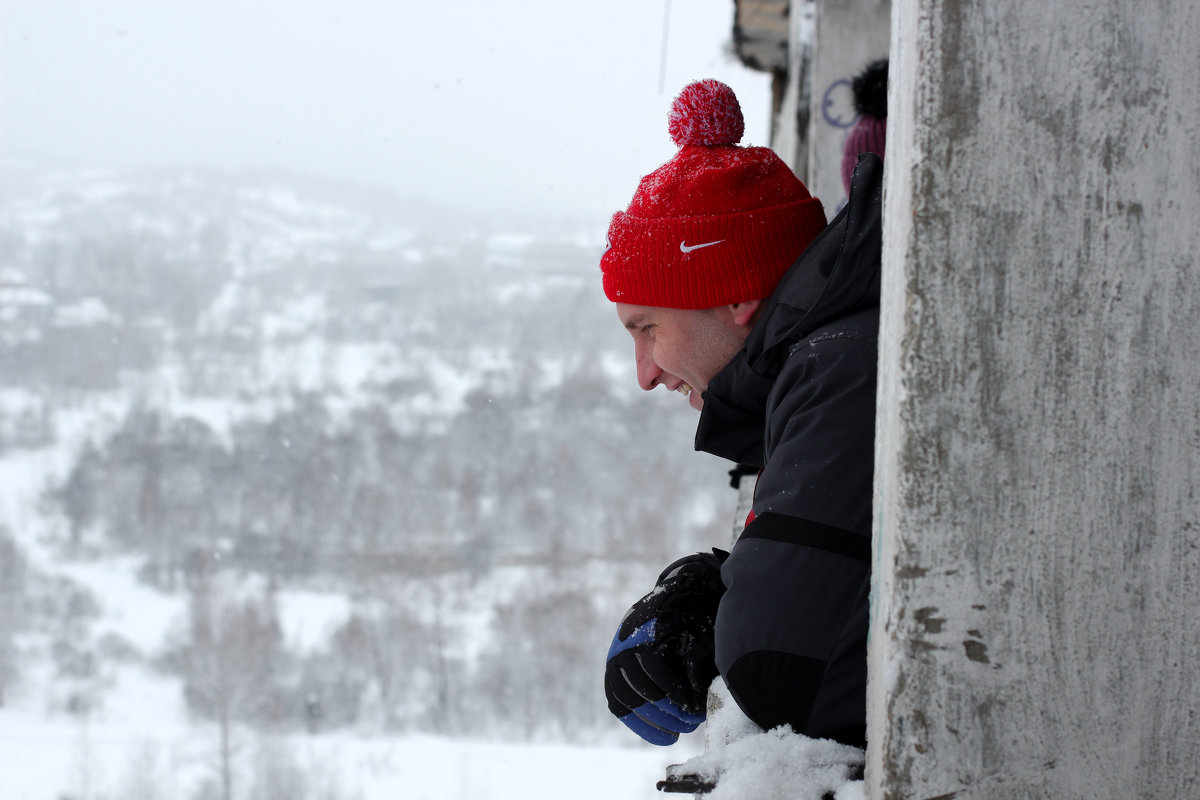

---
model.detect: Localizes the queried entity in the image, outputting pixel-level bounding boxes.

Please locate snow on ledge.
[670,679,865,800]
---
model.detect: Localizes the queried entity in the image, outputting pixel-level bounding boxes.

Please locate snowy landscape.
[0,161,735,800]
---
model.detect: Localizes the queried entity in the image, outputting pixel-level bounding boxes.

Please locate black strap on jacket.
[740,512,871,564]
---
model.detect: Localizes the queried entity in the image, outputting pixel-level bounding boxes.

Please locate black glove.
[604,548,728,745]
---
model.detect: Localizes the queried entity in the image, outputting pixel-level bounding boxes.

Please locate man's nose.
[635,341,662,391]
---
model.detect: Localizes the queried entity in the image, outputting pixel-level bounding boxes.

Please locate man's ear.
[728,299,762,328]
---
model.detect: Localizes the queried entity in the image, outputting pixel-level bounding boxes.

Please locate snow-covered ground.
[0,711,699,800]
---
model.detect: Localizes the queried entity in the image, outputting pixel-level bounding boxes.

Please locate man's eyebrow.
[623,315,650,330]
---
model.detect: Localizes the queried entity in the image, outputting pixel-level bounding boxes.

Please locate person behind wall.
[600,79,883,749]
[841,58,888,196]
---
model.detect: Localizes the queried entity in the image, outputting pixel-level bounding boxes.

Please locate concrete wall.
[806,0,890,216]
[766,1,813,181]
[870,1,1200,798]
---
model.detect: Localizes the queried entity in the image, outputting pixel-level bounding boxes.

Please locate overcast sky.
[0,0,771,221]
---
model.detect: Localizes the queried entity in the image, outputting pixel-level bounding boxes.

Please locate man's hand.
[604,549,727,745]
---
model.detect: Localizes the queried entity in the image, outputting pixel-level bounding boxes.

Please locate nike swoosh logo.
[679,239,724,253]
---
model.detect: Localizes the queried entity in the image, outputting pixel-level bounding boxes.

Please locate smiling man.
[617,300,759,410]
[600,80,883,750]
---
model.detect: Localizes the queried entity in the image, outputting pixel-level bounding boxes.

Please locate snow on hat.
[601,79,826,311]
[841,59,889,195]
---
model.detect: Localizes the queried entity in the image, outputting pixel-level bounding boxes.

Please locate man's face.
[615,302,756,411]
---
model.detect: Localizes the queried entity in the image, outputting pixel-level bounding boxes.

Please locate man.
[601,79,882,749]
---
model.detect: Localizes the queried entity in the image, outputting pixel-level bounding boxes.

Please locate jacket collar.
[694,153,884,465]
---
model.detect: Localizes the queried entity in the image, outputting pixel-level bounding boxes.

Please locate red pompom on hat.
[601,79,826,310]
[667,79,744,146]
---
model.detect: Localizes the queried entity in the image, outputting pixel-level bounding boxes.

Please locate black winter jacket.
[695,153,882,748]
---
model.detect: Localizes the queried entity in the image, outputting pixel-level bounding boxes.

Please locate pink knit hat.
[601,80,826,310]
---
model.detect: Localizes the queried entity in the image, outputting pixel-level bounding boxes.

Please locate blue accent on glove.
[651,696,706,727]
[624,690,703,732]
[606,619,655,660]
[617,709,680,746]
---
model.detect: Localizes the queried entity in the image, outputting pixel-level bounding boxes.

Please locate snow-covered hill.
[0,163,729,799]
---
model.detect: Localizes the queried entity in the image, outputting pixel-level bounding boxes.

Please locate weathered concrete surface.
[869,1,1200,798]
[768,0,814,181]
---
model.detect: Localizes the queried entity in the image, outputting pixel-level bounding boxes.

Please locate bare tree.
[177,570,286,800]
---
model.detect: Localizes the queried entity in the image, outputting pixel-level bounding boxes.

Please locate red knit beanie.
[601,79,826,310]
